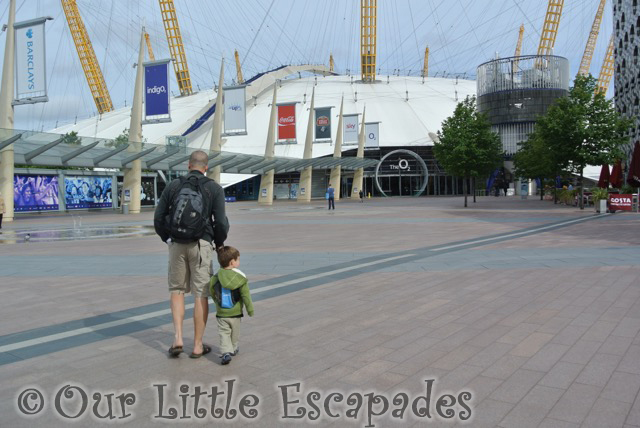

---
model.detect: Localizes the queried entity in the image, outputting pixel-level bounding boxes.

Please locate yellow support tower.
[330,53,335,73]
[578,0,607,76]
[61,0,113,114]
[159,0,193,96]
[360,0,377,82]
[513,24,524,74]
[537,0,564,58]
[422,46,429,77]
[596,35,614,95]
[234,50,244,84]
[144,31,155,61]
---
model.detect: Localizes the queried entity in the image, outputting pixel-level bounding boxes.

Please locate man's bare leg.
[170,292,185,348]
[192,297,209,354]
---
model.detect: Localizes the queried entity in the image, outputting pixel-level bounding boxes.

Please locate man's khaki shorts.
[168,239,214,298]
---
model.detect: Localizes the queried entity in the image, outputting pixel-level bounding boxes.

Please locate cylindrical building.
[476,55,570,157]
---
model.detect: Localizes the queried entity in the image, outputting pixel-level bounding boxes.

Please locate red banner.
[609,194,633,212]
[277,105,296,140]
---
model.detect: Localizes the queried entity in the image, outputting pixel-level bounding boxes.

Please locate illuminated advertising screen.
[64,176,113,209]
[13,174,59,212]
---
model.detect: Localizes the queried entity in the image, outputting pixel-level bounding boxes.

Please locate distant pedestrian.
[0,191,4,229]
[327,183,335,210]
[358,189,364,203]
[503,181,509,197]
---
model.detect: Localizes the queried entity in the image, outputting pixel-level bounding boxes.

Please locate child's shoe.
[221,353,232,365]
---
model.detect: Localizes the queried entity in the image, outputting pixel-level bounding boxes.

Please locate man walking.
[327,183,335,210]
[154,150,229,358]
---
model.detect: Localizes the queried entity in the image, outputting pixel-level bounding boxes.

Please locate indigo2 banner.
[13,175,59,212]
[144,59,171,122]
[64,176,113,209]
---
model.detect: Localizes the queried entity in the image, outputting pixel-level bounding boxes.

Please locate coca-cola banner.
[315,107,331,140]
[609,194,634,212]
[277,104,296,141]
[343,114,359,145]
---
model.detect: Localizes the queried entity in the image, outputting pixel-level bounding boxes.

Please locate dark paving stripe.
[0,214,610,366]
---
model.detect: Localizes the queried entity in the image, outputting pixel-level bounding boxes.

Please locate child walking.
[209,246,254,365]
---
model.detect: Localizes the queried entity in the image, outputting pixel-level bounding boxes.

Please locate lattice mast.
[596,35,614,94]
[144,31,155,61]
[512,24,524,74]
[158,0,193,95]
[422,47,429,77]
[578,0,607,76]
[61,0,113,114]
[330,53,335,72]
[360,0,377,82]
[234,50,244,84]
[537,0,564,57]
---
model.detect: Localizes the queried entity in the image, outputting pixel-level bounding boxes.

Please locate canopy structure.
[2,128,378,175]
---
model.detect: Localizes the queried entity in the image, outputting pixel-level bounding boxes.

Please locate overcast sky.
[0,0,614,131]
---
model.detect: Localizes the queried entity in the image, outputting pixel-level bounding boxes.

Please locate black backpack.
[167,175,211,243]
[211,277,242,309]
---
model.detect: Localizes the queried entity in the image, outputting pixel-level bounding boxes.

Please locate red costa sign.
[277,105,296,140]
[609,194,633,212]
[316,116,329,126]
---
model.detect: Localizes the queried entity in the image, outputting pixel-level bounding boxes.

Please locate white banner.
[223,86,247,135]
[14,19,49,104]
[365,122,379,148]
[343,114,359,145]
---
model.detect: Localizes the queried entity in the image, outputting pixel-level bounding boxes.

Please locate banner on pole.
[223,86,247,135]
[277,104,297,142]
[343,114,359,145]
[365,122,380,148]
[14,17,51,105]
[314,107,332,141]
[143,59,171,124]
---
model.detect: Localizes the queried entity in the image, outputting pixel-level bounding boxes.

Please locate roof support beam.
[0,134,22,150]
[94,144,129,166]
[169,154,191,169]
[249,159,279,173]
[24,137,64,163]
[217,156,251,170]
[145,147,180,168]
[209,154,236,168]
[233,158,265,173]
[61,141,101,165]
[121,147,157,167]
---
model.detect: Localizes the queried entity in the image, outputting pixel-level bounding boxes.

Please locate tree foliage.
[62,131,82,146]
[434,96,503,207]
[513,74,631,208]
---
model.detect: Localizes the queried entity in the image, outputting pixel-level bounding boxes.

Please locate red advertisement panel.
[277,105,296,140]
[609,194,633,212]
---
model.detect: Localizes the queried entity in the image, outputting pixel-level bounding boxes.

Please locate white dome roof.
[53,73,475,157]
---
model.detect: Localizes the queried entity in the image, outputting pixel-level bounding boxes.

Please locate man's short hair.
[218,246,240,268]
[189,150,209,170]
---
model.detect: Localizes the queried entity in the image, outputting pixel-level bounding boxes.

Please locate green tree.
[434,96,503,207]
[61,131,82,145]
[105,128,130,148]
[530,75,631,209]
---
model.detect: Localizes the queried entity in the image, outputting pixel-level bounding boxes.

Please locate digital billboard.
[13,174,59,212]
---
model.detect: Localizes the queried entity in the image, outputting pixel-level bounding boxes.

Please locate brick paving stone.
[1,198,639,427]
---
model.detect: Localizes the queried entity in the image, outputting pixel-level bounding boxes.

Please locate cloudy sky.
[0,0,614,131]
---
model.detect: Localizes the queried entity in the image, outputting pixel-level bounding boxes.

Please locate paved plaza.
[1,195,640,427]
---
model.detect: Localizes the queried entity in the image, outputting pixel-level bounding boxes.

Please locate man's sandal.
[189,344,212,359]
[168,346,183,357]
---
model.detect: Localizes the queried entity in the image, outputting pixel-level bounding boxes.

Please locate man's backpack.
[167,175,210,243]
[212,278,241,309]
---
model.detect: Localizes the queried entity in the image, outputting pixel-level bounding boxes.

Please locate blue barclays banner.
[144,60,171,122]
[13,174,59,212]
[13,17,51,105]
[64,176,113,209]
